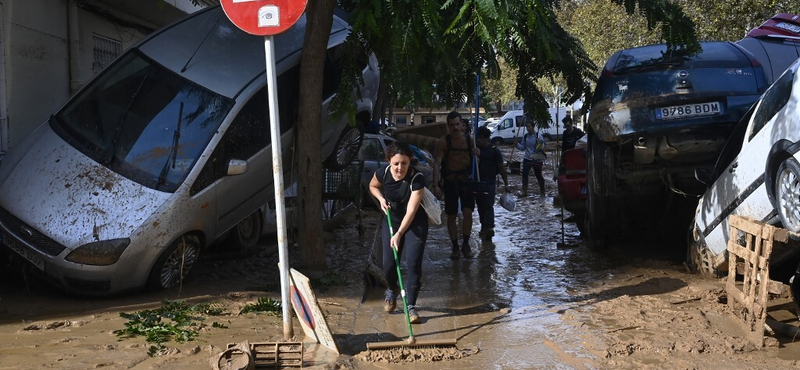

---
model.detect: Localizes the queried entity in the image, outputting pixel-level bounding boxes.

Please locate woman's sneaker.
[407,305,421,323]
[383,289,397,312]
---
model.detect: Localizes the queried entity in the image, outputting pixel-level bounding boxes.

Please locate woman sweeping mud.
[368,142,429,324]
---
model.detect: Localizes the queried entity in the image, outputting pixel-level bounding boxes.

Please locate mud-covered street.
[2,160,800,370]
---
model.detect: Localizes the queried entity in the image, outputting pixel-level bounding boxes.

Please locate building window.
[422,115,436,124]
[92,34,122,76]
[395,116,407,125]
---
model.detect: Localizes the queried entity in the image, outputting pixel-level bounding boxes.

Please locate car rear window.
[613,42,747,74]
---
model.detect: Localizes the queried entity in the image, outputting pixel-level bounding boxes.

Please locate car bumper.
[0,225,150,295]
[557,174,586,215]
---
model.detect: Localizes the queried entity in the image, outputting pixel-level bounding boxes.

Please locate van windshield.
[51,51,234,192]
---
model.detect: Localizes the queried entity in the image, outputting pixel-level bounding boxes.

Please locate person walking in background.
[515,121,547,197]
[475,127,509,241]
[368,142,429,323]
[433,111,480,259]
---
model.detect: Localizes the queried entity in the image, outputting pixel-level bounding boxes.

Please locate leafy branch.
[114,300,227,357]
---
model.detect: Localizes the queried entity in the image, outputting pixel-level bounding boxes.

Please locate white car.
[689,57,800,275]
[0,6,378,295]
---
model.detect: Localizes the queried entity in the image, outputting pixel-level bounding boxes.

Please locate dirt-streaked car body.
[0,6,378,295]
[690,57,800,275]
[584,41,768,248]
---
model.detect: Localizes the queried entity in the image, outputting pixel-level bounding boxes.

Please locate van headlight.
[65,238,131,266]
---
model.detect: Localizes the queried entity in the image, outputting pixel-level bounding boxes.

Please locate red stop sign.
[221,0,308,36]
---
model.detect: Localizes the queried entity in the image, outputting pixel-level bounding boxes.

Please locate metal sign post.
[220,0,308,342]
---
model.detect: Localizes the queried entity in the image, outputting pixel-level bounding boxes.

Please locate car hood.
[0,124,171,249]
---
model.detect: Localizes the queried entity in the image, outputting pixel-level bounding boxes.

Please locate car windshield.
[613,43,744,74]
[51,51,234,192]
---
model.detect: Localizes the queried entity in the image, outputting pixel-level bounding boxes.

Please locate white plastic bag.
[499,192,516,212]
[420,187,443,225]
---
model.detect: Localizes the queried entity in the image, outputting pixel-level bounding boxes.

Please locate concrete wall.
[0,0,197,153]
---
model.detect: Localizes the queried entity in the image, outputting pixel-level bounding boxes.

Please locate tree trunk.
[297,0,336,270]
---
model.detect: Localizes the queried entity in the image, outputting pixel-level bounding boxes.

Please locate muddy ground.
[2,158,800,370]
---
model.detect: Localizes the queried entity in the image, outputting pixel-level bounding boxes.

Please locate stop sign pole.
[221,0,308,342]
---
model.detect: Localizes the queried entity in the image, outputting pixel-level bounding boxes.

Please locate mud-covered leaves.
[113,300,226,356]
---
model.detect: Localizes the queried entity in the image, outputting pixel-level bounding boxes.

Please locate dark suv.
[584,41,768,248]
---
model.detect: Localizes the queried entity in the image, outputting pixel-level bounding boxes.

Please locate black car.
[584,41,768,248]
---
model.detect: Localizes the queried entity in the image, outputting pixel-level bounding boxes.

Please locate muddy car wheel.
[147,235,200,291]
[588,134,616,196]
[324,122,364,171]
[228,211,262,252]
[776,158,800,233]
[585,168,608,251]
[585,133,614,250]
[687,220,717,277]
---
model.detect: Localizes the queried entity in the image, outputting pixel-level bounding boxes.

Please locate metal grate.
[321,160,364,220]
[0,206,66,256]
[322,160,364,202]
[92,34,122,76]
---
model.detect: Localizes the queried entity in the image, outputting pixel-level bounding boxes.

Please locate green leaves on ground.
[239,297,282,315]
[114,300,226,356]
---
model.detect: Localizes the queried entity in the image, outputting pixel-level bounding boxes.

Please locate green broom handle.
[386,210,415,339]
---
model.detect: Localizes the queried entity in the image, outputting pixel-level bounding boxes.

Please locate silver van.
[0,6,378,295]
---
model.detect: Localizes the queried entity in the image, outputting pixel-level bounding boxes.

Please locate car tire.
[585,132,616,250]
[585,175,608,251]
[324,122,365,171]
[686,219,718,277]
[588,133,616,196]
[227,210,262,253]
[492,138,504,146]
[147,235,201,291]
[776,157,800,233]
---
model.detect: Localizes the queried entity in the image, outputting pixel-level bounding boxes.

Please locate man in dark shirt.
[561,116,585,154]
[559,116,585,176]
[475,127,509,241]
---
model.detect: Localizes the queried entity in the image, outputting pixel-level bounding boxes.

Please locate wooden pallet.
[725,215,791,347]
[224,341,304,369]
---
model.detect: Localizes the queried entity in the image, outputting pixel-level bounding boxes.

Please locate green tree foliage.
[560,0,799,71]
[343,0,699,125]
[557,0,662,72]
[672,0,798,41]
[483,57,518,113]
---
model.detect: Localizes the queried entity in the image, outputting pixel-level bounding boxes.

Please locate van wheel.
[228,211,262,252]
[147,235,200,291]
[776,158,800,233]
[492,137,504,146]
[325,122,364,171]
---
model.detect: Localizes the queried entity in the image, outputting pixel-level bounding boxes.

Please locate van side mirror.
[694,168,711,185]
[227,159,248,176]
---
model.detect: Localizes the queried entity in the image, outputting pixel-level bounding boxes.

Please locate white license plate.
[1,231,45,271]
[776,22,800,34]
[655,101,722,120]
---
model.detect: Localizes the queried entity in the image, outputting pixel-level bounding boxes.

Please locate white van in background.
[489,110,525,145]
[489,107,569,144]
